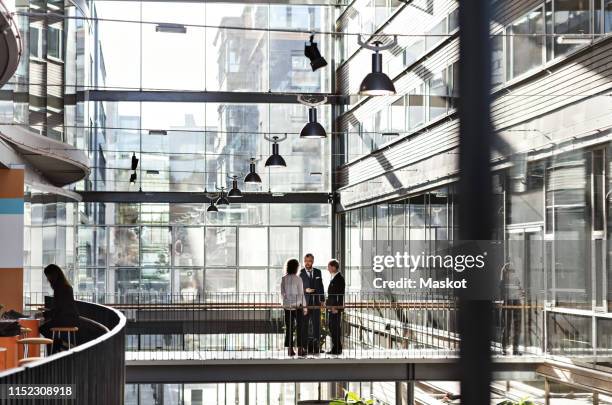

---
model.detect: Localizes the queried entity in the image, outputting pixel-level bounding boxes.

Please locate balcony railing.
[20,291,612,364]
[22,292,457,359]
[0,299,126,404]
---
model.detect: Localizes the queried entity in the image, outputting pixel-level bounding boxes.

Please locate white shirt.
[280,274,307,309]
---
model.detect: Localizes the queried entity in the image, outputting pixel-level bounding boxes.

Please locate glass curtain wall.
[84,101,331,193]
[23,188,78,299]
[94,2,331,92]
[75,203,331,298]
[341,144,612,357]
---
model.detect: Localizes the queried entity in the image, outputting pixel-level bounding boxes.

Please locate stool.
[20,327,31,339]
[16,338,53,366]
[50,327,78,350]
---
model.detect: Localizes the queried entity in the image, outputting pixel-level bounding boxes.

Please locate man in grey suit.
[299,253,325,354]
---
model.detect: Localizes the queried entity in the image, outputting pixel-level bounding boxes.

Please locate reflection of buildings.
[337,0,612,366]
[214,6,327,191]
[168,114,217,193]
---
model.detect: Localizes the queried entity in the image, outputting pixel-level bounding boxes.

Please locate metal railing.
[0,299,126,404]
[20,291,612,363]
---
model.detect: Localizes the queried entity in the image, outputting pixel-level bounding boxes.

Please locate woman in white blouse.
[280,258,308,356]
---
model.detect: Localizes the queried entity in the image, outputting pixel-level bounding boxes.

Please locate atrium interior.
[0,0,612,404]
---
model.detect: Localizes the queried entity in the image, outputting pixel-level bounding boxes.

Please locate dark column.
[457,1,494,405]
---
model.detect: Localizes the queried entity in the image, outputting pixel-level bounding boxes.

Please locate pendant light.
[244,158,262,184]
[304,34,327,71]
[264,134,287,168]
[206,200,218,213]
[228,175,242,198]
[300,107,326,139]
[216,188,230,206]
[358,36,397,96]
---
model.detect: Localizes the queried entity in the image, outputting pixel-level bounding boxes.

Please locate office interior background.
[0,0,612,403]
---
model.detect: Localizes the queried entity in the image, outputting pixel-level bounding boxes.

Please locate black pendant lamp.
[244,158,262,184]
[300,107,326,139]
[216,189,230,206]
[207,200,218,213]
[359,40,396,96]
[228,175,242,198]
[265,135,287,168]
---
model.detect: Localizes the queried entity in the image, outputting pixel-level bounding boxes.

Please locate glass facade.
[84,101,331,193]
[341,145,612,355]
[75,203,330,297]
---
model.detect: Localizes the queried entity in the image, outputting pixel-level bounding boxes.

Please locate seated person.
[40,264,79,353]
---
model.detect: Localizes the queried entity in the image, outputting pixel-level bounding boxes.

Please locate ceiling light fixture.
[304,34,327,72]
[216,187,230,206]
[298,95,327,139]
[358,36,397,96]
[228,175,243,198]
[264,134,288,168]
[155,23,187,34]
[244,158,262,184]
[148,129,168,136]
[206,200,218,213]
[557,35,591,45]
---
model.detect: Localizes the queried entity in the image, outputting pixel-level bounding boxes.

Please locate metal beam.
[125,358,541,384]
[78,90,347,105]
[78,191,331,204]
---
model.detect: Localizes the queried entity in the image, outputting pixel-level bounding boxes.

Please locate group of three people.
[280,254,345,357]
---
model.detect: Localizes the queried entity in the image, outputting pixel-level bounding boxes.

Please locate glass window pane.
[109,226,140,267]
[238,269,268,292]
[206,227,236,266]
[177,268,204,299]
[509,8,545,79]
[141,3,205,91]
[141,267,171,295]
[390,97,405,132]
[205,268,237,292]
[78,226,107,268]
[269,227,299,266]
[174,227,204,267]
[95,3,142,89]
[554,0,591,57]
[302,227,331,269]
[428,69,448,121]
[47,26,62,59]
[140,226,171,267]
[408,84,424,129]
[239,227,268,266]
[269,268,284,292]
[111,267,140,296]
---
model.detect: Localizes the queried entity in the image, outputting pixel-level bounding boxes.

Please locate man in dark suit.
[299,253,325,354]
[325,259,345,355]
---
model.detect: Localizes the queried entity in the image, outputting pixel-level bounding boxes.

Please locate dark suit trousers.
[304,307,321,349]
[327,311,342,354]
[284,309,304,348]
